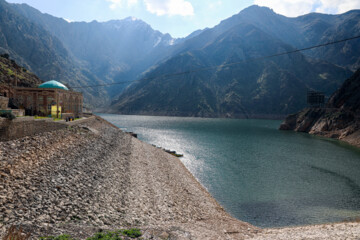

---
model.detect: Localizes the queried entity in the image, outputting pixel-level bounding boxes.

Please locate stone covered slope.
[280,69,360,147]
[0,116,257,239]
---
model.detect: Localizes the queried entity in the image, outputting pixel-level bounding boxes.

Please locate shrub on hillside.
[0,112,16,120]
[39,229,142,240]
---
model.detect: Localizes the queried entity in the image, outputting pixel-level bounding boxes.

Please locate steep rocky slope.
[0,54,42,88]
[280,69,360,147]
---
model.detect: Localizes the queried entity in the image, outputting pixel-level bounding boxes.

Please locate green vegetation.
[121,229,142,238]
[39,229,142,240]
[34,116,49,119]
[87,229,142,240]
[0,112,16,120]
[0,54,42,88]
[7,69,15,76]
[34,116,63,121]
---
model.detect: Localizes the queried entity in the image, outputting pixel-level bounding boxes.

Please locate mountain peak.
[125,16,139,22]
[240,5,276,16]
[105,17,148,27]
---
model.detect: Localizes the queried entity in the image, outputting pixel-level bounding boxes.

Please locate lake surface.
[99,114,360,228]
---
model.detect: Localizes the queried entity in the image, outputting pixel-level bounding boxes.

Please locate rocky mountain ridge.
[1,1,360,115]
[111,5,359,117]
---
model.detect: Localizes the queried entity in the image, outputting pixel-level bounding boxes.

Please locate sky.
[6,0,360,38]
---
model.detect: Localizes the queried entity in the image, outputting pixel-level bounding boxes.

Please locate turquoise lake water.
[99,114,360,228]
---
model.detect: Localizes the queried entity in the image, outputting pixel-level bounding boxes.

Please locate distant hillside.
[0,54,42,87]
[280,69,360,147]
[111,6,358,118]
[12,3,178,97]
[0,0,108,107]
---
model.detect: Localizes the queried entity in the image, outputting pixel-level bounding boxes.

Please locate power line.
[71,35,360,89]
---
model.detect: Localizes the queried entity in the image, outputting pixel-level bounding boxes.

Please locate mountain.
[1,1,359,116]
[280,69,360,148]
[111,6,358,118]
[12,3,177,97]
[232,6,360,71]
[0,53,42,87]
[0,0,108,107]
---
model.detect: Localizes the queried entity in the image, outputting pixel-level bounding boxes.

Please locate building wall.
[0,96,8,109]
[0,116,97,141]
[13,88,83,117]
[0,117,67,141]
[0,85,15,98]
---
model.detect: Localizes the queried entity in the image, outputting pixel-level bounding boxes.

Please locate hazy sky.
[6,0,360,38]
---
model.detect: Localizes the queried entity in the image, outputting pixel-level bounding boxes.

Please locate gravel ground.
[0,116,257,239]
[248,222,360,240]
[1,116,359,239]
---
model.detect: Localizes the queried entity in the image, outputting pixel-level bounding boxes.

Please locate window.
[18,95,24,104]
[47,97,54,111]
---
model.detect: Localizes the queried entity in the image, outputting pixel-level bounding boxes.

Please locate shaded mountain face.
[159,6,360,71]
[328,69,360,113]
[198,5,360,70]
[0,0,108,107]
[111,6,358,118]
[279,69,360,148]
[12,3,177,97]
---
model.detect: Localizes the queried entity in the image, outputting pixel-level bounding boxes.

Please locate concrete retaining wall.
[0,115,101,142]
[0,117,67,141]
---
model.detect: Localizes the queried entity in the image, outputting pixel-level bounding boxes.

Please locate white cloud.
[143,0,194,16]
[254,0,360,17]
[315,0,360,14]
[106,0,138,10]
[127,0,138,7]
[107,0,122,9]
[208,1,222,10]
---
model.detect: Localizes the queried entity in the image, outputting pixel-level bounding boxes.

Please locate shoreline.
[93,115,360,239]
[280,108,360,149]
[98,111,287,120]
[0,115,258,239]
[1,115,360,239]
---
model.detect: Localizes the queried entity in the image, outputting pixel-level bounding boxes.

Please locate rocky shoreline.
[279,107,360,148]
[280,69,360,149]
[1,116,360,239]
[0,116,258,239]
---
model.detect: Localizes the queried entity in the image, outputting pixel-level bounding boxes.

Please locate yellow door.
[51,105,61,118]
